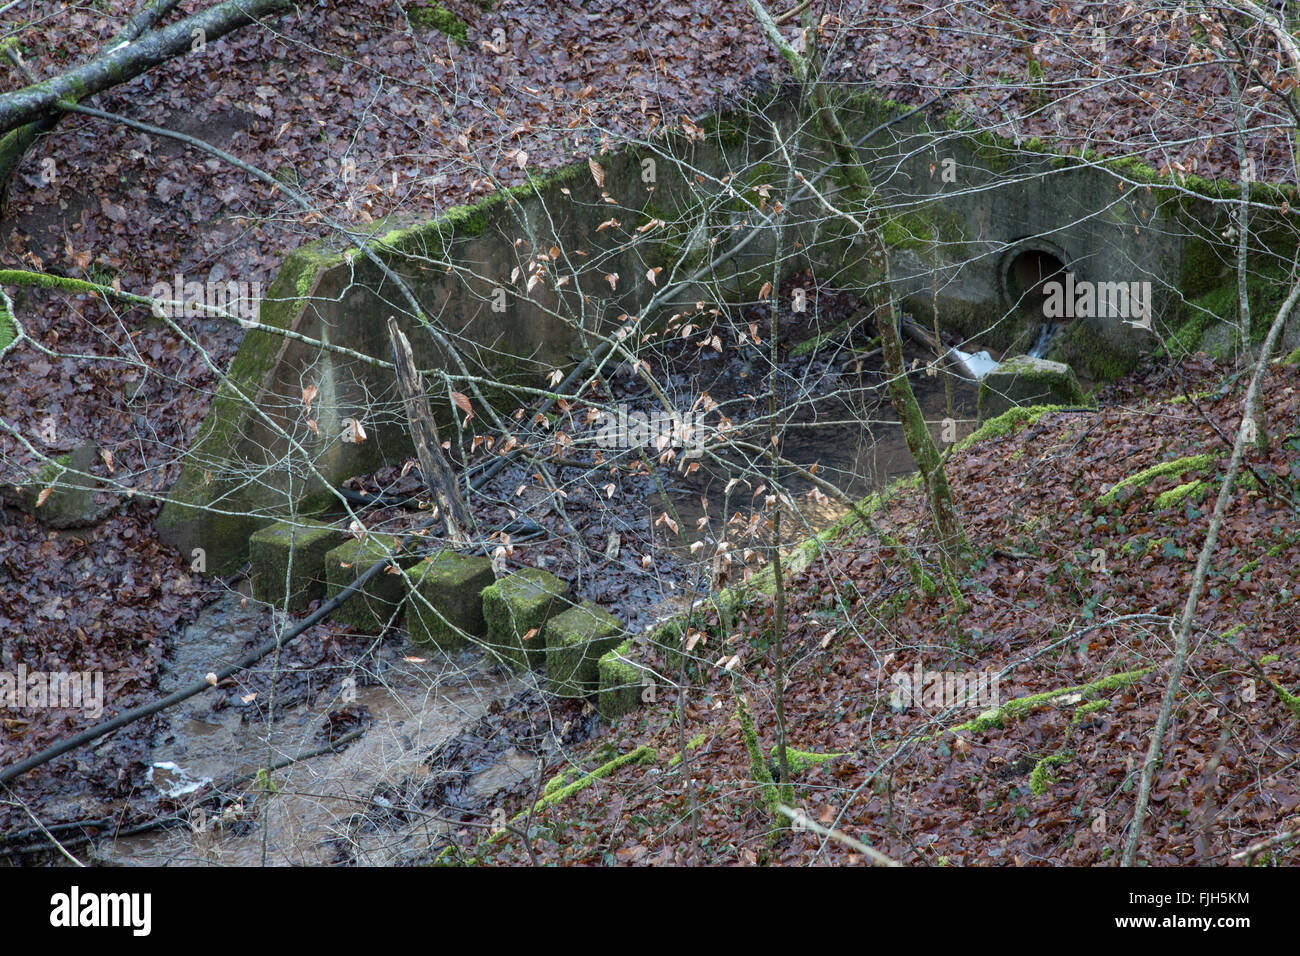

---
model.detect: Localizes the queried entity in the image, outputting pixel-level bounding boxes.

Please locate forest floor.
[3,0,1300,859]
[456,353,1300,866]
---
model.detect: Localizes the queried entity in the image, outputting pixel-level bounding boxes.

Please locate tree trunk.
[387,317,474,548]
[0,0,185,211]
[0,0,289,138]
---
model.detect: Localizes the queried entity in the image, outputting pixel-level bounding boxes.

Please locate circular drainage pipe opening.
[1002,246,1068,318]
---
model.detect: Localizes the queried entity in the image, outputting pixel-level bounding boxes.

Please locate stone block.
[544,601,625,697]
[977,354,1085,421]
[250,518,343,613]
[480,567,569,672]
[406,550,495,650]
[324,534,418,632]
[598,640,648,721]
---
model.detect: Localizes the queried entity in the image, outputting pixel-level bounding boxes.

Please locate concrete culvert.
[1003,246,1068,319]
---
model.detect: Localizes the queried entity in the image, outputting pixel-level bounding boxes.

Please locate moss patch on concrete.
[880,203,967,253]
[1055,316,1141,381]
[406,550,495,650]
[481,567,570,671]
[544,601,626,698]
[323,534,418,633]
[1170,255,1294,361]
[249,518,342,613]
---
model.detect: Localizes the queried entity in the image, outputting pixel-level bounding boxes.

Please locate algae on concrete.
[481,567,570,671]
[249,518,342,613]
[406,550,495,650]
[544,601,626,698]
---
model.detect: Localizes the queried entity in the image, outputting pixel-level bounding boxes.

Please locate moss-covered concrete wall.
[156,87,1242,575]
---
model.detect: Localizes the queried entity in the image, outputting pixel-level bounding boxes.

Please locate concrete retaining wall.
[156,89,1239,574]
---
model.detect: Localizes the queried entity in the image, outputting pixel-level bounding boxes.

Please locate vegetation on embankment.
[453,356,1300,866]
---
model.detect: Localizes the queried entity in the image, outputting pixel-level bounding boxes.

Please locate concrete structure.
[155,89,1252,574]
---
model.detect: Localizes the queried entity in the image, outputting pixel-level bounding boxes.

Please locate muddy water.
[97,345,978,865]
[657,370,979,543]
[93,591,525,866]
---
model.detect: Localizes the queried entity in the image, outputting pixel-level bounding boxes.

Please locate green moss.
[1283,345,1300,366]
[1255,669,1300,718]
[957,404,1066,450]
[0,301,13,351]
[1098,453,1216,507]
[940,666,1155,737]
[1165,387,1218,406]
[542,766,582,797]
[1029,751,1074,795]
[1153,479,1206,510]
[667,732,708,768]
[3,446,104,528]
[1179,235,1232,302]
[661,473,926,639]
[977,355,1087,420]
[767,745,843,776]
[528,744,656,809]
[597,639,646,721]
[486,745,657,846]
[842,90,911,133]
[408,4,467,44]
[0,268,116,298]
[355,158,592,268]
[737,693,780,817]
[1172,260,1293,360]
[1071,699,1109,724]
[1102,154,1163,186]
